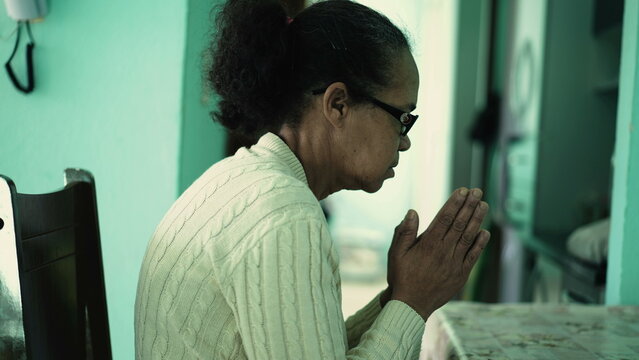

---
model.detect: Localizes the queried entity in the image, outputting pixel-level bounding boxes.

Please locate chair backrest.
[0,169,112,359]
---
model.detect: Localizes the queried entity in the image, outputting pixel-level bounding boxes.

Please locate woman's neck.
[277,123,342,200]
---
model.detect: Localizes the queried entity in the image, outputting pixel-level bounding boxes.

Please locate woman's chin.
[361,170,394,193]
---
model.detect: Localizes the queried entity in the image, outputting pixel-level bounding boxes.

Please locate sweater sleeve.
[345,292,383,349]
[222,210,424,359]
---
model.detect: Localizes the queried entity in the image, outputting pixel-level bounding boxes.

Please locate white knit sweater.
[134,132,425,359]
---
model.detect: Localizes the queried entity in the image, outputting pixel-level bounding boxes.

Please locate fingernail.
[406,210,416,221]
[460,188,468,196]
[472,189,482,198]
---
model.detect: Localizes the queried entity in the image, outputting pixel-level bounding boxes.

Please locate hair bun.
[208,0,291,137]
[207,0,410,138]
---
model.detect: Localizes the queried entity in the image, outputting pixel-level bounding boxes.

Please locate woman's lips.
[388,161,399,177]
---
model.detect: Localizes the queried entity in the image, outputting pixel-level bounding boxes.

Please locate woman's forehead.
[384,53,419,109]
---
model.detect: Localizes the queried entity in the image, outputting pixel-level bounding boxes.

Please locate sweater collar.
[257,132,309,186]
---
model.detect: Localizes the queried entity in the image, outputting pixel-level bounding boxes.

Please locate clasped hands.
[380,187,490,321]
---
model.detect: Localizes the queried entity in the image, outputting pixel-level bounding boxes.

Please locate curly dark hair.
[208,0,410,137]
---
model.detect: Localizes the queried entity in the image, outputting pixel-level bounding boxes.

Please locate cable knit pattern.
[134,132,425,359]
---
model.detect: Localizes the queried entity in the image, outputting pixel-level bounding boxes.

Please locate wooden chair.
[0,169,111,359]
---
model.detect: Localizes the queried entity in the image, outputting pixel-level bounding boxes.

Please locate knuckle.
[460,232,475,245]
[467,246,482,262]
[438,214,454,226]
[452,220,466,232]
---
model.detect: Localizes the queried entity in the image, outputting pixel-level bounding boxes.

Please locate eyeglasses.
[311,88,418,136]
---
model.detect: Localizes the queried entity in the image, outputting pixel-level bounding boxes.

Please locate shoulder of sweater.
[211,192,335,283]
[216,181,327,252]
[174,146,319,233]
[196,155,329,265]
[215,200,337,285]
[204,149,316,208]
[198,149,308,193]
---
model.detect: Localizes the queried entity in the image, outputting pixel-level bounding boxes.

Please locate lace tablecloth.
[421,302,639,360]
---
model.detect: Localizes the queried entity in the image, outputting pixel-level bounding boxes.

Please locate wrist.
[390,294,434,322]
[379,287,392,308]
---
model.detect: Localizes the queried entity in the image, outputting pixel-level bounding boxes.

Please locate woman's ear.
[321,82,350,129]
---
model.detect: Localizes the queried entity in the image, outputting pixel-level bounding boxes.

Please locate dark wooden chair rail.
[0,169,112,359]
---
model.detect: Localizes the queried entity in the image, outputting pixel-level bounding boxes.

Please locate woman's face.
[339,50,419,193]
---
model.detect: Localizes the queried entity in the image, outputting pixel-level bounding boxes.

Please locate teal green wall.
[1,0,225,358]
[449,0,486,191]
[179,0,226,192]
[606,0,639,305]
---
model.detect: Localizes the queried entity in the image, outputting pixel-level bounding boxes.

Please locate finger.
[443,188,483,247]
[452,201,489,260]
[389,214,406,252]
[463,229,490,271]
[391,209,419,253]
[422,188,469,242]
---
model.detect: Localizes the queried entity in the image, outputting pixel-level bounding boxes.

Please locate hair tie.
[286,16,293,25]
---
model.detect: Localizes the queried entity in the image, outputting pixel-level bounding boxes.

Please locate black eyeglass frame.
[311,88,418,136]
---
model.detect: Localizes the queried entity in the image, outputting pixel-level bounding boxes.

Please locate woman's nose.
[399,135,411,152]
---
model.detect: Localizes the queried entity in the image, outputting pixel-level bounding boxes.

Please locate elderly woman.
[135,0,490,359]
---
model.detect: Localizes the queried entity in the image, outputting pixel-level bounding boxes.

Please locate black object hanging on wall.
[3,0,47,94]
[5,21,36,94]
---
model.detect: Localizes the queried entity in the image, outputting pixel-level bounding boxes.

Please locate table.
[421,302,639,360]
